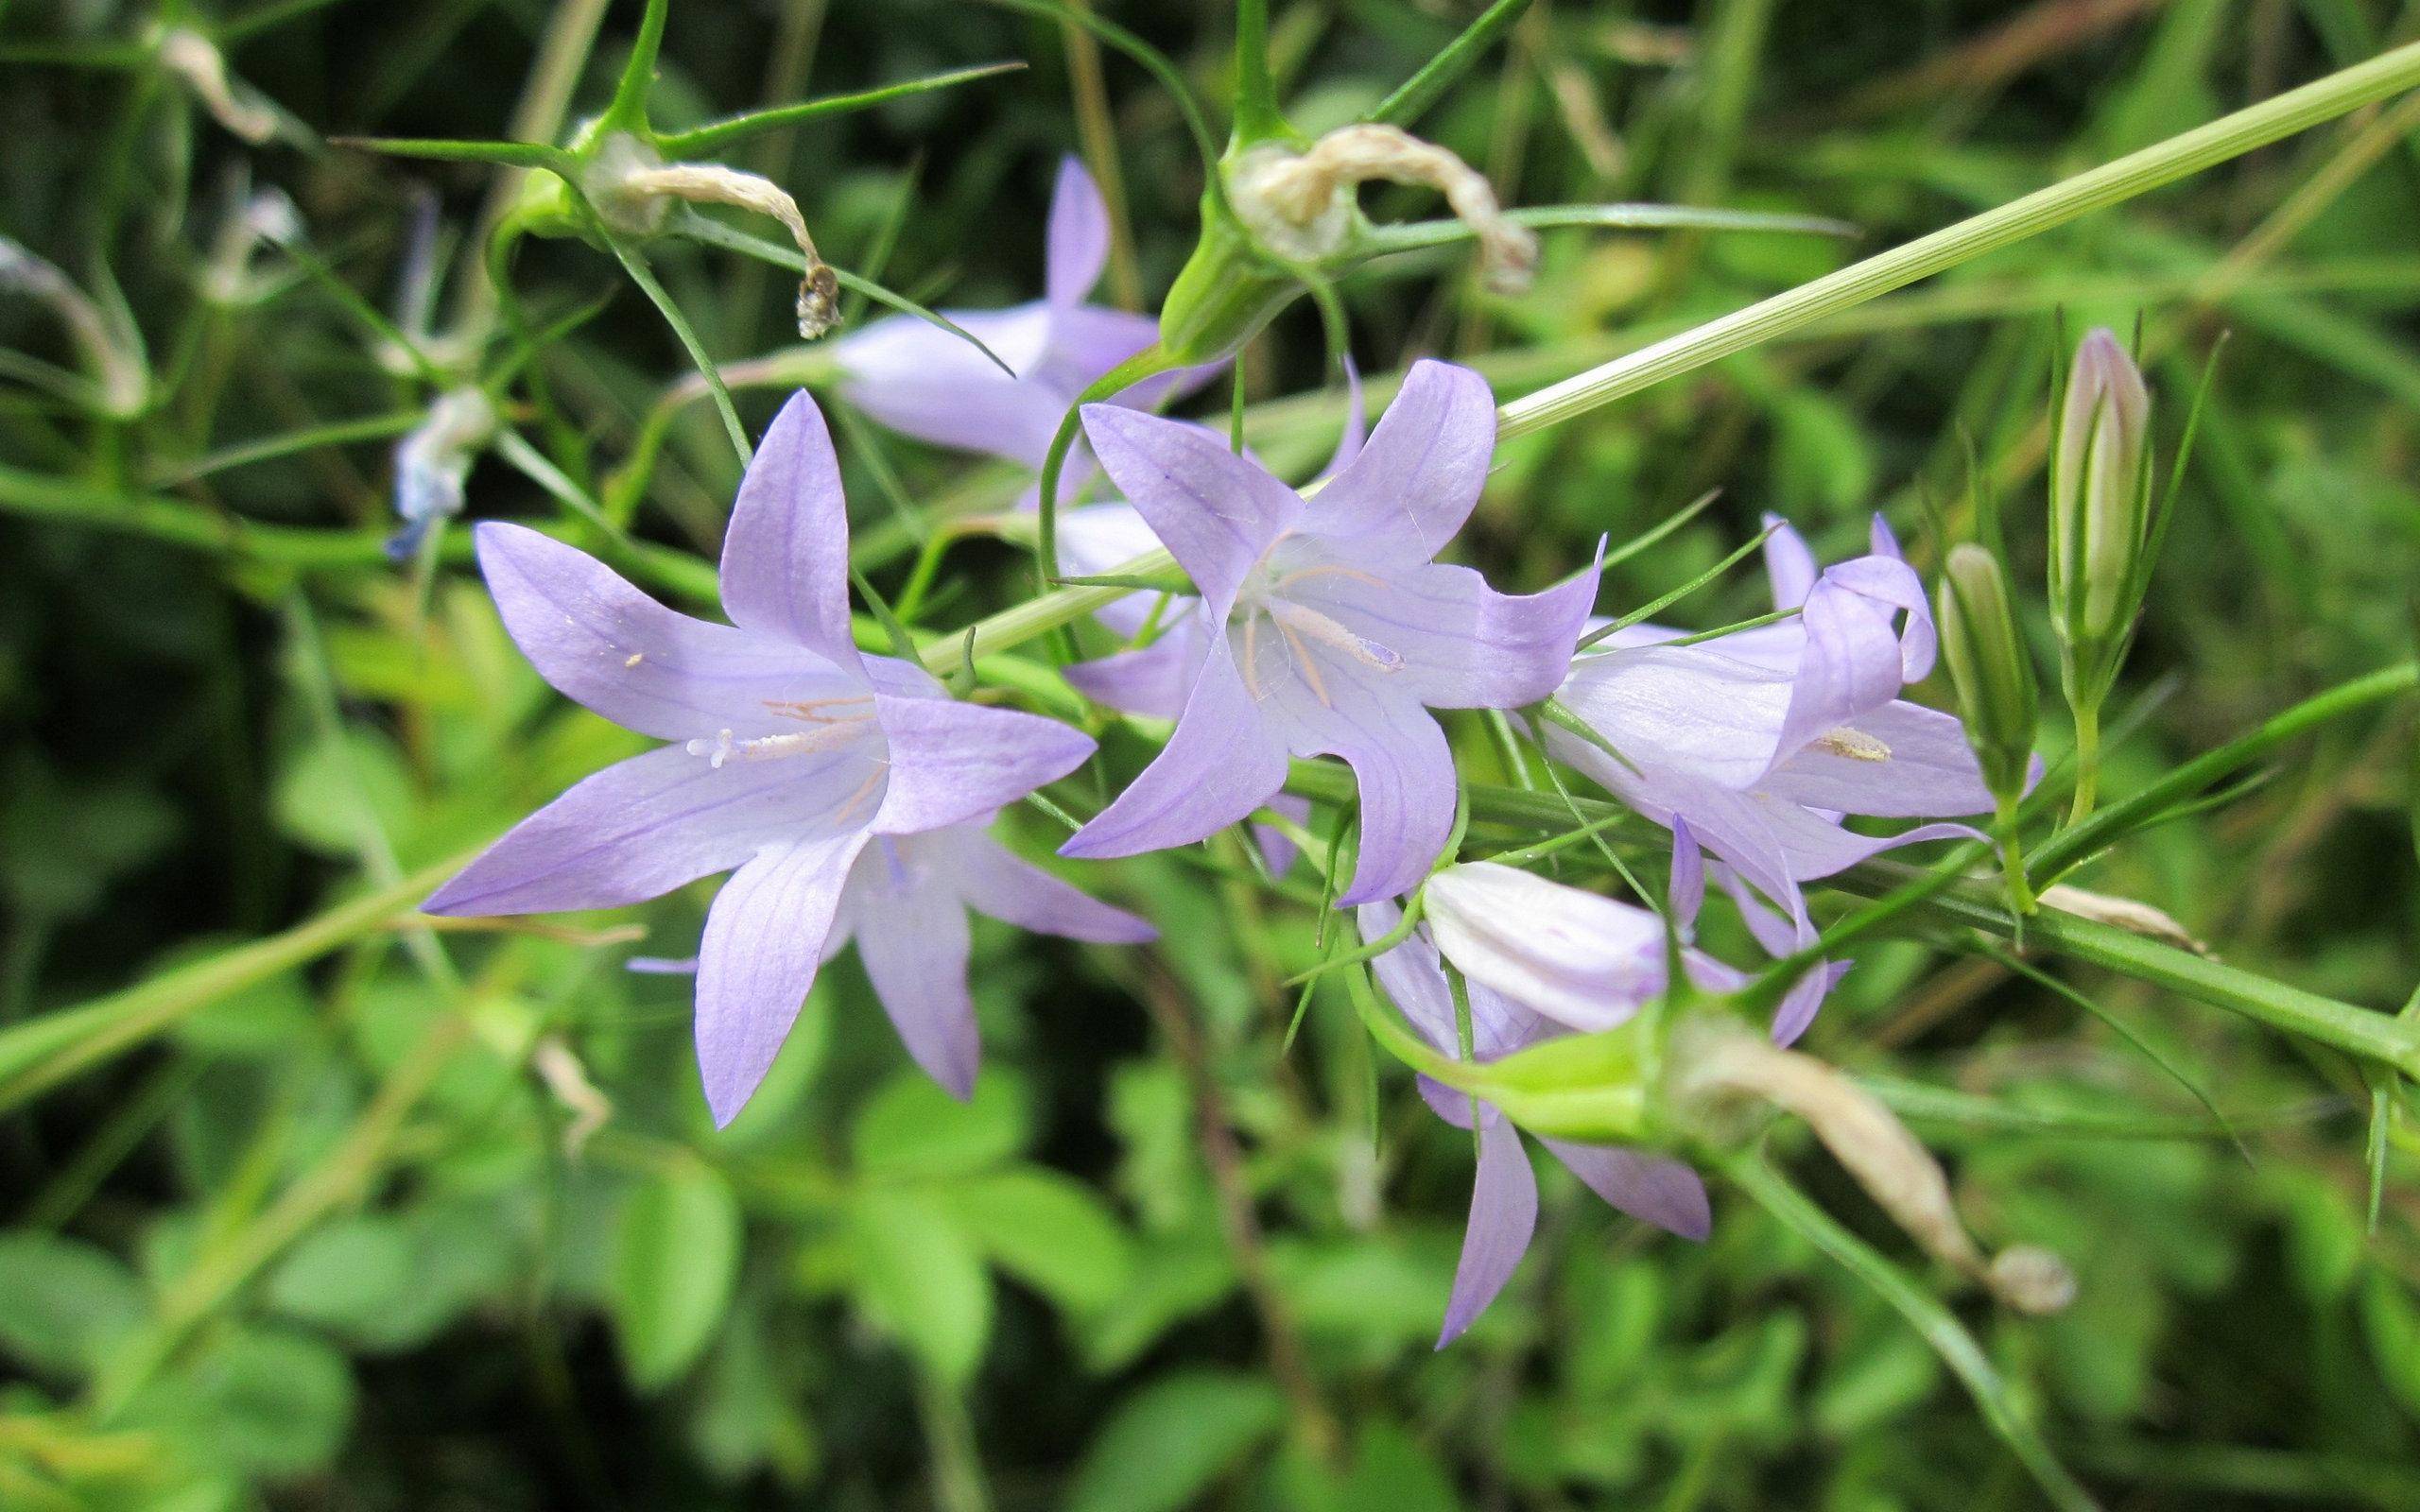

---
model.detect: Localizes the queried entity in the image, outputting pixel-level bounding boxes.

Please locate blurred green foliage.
[1,1,2417,1509]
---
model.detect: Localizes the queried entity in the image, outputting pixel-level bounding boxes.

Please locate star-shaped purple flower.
[1059,359,1596,905]
[424,391,1105,1124]
[829,157,1212,482]
[1547,516,1992,945]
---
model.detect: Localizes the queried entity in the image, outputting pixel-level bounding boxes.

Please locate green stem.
[2066,702,2102,826]
[1996,794,2039,918]
[2030,660,2418,883]
[1494,41,2420,440]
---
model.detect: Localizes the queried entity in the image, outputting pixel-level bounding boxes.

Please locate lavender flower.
[1059,359,1596,904]
[1358,876,1713,1346]
[829,158,1211,480]
[424,391,1102,1124]
[1547,516,1992,944]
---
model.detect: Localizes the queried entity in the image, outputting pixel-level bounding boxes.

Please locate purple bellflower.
[1358,859,1731,1346]
[1547,516,1992,952]
[424,391,1112,1124]
[830,157,1213,489]
[1058,359,1596,905]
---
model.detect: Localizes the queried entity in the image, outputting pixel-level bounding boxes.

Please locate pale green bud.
[1938,543,2038,801]
[2048,328,2152,688]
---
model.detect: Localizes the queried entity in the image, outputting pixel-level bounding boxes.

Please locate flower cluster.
[427,194,2004,1337]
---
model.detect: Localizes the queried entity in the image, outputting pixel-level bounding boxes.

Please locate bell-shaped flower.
[424,391,1098,1125]
[1547,515,1992,934]
[829,157,1215,483]
[1058,359,1597,905]
[1357,879,1712,1346]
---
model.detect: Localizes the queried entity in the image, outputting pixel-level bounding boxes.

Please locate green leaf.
[851,1069,1031,1179]
[611,1162,745,1391]
[652,62,1027,157]
[850,1189,992,1389]
[146,1325,357,1478]
[945,1168,1135,1314]
[272,727,417,857]
[1066,1370,1288,1512]
[265,1215,415,1340]
[0,1233,146,1379]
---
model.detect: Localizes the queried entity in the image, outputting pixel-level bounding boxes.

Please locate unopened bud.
[2049,328,2152,686]
[1937,543,2037,801]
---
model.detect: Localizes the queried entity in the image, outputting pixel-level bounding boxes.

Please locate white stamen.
[1812,727,1893,763]
[1269,600,1404,674]
[624,653,645,668]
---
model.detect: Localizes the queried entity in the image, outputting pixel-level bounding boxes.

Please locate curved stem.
[1032,343,1182,596]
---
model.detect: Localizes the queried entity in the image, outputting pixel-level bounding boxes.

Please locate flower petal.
[473,523,845,741]
[1537,1140,1712,1240]
[1761,512,1818,610]
[1289,557,1593,710]
[1045,156,1111,307]
[1080,404,1302,613]
[424,745,854,917]
[695,830,871,1125]
[1267,672,1457,907]
[1307,359,1495,568]
[1360,900,1554,1059]
[1555,643,1793,790]
[1062,637,1290,861]
[954,828,1157,944]
[1772,569,1914,771]
[720,391,865,672]
[1063,626,1208,719]
[1438,1112,1538,1348]
[834,302,1067,466]
[1772,958,1854,1047]
[871,695,1097,835]
[852,866,980,1098]
[1761,699,1993,817]
[1422,863,1666,1032]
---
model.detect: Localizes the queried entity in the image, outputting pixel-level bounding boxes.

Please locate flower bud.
[2048,328,2152,683]
[1936,543,2037,801]
[1424,863,1721,1035]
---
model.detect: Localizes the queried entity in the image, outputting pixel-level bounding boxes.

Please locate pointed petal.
[473,523,844,741]
[1538,1140,1712,1240]
[1268,674,1457,906]
[1308,359,1495,568]
[871,695,1096,835]
[1061,637,1290,859]
[1063,620,1209,719]
[852,868,980,1098]
[424,745,853,917]
[834,303,1067,466]
[1251,793,1312,876]
[1080,404,1302,612]
[1754,800,1988,884]
[1762,699,1993,817]
[1045,156,1110,306]
[1313,354,1366,483]
[954,829,1156,943]
[1761,512,1818,610]
[1288,557,1593,711]
[1772,571,1912,771]
[1668,819,1704,933]
[1772,958,1853,1047]
[695,830,870,1125]
[1438,1113,1538,1347]
[720,391,865,670]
